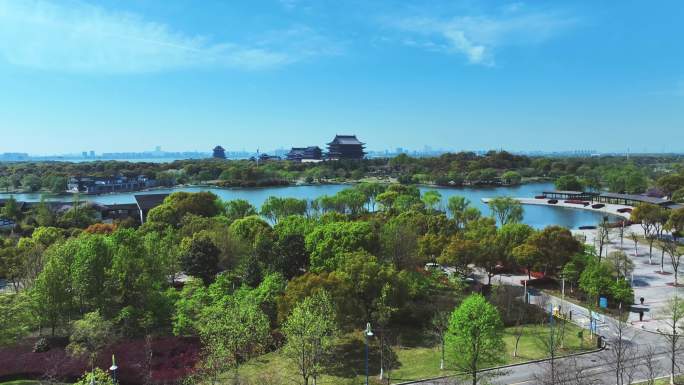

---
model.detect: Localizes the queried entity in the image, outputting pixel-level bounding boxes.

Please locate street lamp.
[109,354,118,384]
[365,322,374,385]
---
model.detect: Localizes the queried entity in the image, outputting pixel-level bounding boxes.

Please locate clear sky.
[0,0,682,154]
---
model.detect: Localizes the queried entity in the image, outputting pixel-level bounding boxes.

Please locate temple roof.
[327,135,365,146]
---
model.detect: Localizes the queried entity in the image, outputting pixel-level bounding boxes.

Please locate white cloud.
[0,0,332,73]
[388,6,575,66]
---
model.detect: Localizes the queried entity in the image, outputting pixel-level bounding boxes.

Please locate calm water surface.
[1,182,615,229]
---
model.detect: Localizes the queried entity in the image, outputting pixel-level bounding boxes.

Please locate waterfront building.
[67,175,156,194]
[326,135,366,160]
[134,194,169,223]
[286,146,323,162]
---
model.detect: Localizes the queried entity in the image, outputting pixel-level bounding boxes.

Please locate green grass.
[633,375,684,385]
[235,323,593,385]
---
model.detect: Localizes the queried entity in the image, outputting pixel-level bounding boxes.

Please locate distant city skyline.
[1,1,683,153]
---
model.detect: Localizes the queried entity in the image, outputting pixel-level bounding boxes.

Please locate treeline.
[1,152,682,194]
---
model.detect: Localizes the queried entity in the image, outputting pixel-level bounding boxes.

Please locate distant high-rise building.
[82,151,88,158]
[155,146,162,152]
[326,135,366,160]
[89,150,95,157]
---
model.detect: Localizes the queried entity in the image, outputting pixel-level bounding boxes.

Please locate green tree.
[447,196,471,229]
[1,195,21,221]
[512,243,542,279]
[487,197,524,225]
[631,203,669,264]
[422,190,443,212]
[261,196,308,223]
[32,243,75,336]
[282,290,338,385]
[305,221,379,271]
[67,311,115,368]
[21,174,42,192]
[526,226,582,275]
[223,199,257,221]
[579,260,613,305]
[380,217,419,269]
[198,296,270,384]
[0,176,10,192]
[73,368,115,385]
[446,294,504,385]
[555,175,584,191]
[0,293,34,345]
[501,171,522,185]
[181,231,221,285]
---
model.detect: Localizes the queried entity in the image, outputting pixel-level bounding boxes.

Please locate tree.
[631,203,669,265]
[663,240,683,286]
[596,220,612,261]
[659,296,684,385]
[606,251,634,280]
[0,293,33,345]
[501,171,522,185]
[147,191,220,226]
[380,217,419,269]
[431,310,451,370]
[67,311,115,369]
[447,196,471,229]
[223,199,257,221]
[73,368,114,385]
[181,232,221,285]
[305,221,379,271]
[527,226,582,276]
[282,291,338,385]
[21,174,42,192]
[628,232,640,258]
[665,207,684,240]
[355,182,386,211]
[487,197,523,225]
[579,261,613,306]
[261,196,308,224]
[32,243,74,336]
[0,176,10,192]
[513,243,542,279]
[446,294,504,385]
[198,296,270,384]
[555,175,584,191]
[421,190,442,212]
[1,195,21,221]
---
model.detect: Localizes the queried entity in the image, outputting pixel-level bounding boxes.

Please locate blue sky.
[0,0,682,154]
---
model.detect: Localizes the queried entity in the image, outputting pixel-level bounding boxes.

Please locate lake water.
[1,182,616,229]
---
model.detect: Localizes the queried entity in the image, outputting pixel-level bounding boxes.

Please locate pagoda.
[326,135,366,160]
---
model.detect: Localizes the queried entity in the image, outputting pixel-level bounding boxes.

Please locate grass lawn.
[236,323,593,385]
[633,375,684,385]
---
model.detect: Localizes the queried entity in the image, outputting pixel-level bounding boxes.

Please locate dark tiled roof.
[134,194,169,210]
[598,192,671,205]
[543,190,587,195]
[328,135,364,145]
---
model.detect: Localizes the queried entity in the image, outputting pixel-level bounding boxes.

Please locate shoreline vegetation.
[1,152,682,201]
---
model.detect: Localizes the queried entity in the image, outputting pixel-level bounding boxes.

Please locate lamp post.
[365,322,373,385]
[109,354,118,384]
